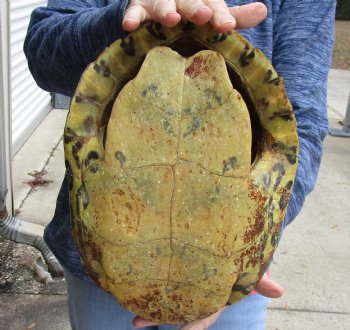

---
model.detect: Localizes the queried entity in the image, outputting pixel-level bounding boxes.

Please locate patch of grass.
[332,21,350,70]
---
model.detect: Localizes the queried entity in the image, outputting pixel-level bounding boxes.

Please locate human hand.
[123,0,267,33]
[132,273,283,329]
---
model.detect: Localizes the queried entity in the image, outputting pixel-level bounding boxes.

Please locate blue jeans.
[64,269,269,330]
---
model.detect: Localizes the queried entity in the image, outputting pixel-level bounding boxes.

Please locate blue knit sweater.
[24,0,335,280]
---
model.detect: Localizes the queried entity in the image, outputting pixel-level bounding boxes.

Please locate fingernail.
[256,4,267,17]
[168,11,178,15]
[220,19,235,25]
[220,15,235,25]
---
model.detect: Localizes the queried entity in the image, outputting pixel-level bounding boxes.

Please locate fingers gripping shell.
[64,22,298,323]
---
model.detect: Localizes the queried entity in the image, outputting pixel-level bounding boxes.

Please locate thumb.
[229,3,267,30]
[132,316,159,328]
[255,273,284,298]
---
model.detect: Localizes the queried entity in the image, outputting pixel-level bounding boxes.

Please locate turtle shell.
[64,22,298,323]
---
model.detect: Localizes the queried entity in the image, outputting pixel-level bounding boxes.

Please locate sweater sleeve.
[24,0,129,96]
[272,0,336,228]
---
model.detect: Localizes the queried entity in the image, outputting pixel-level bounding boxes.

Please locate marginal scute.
[64,21,298,324]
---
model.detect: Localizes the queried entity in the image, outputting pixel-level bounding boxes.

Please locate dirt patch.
[0,237,66,295]
[332,21,350,70]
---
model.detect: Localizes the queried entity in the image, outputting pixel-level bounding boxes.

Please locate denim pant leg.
[64,269,157,330]
[158,294,269,330]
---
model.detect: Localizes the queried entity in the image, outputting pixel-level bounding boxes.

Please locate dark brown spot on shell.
[222,156,238,174]
[75,95,98,105]
[72,141,83,169]
[268,211,274,229]
[75,186,82,216]
[93,63,110,77]
[272,111,293,121]
[181,21,196,31]
[65,160,73,191]
[206,33,228,44]
[64,133,74,144]
[76,182,89,212]
[183,117,200,137]
[99,59,111,72]
[279,194,289,210]
[89,163,100,174]
[146,22,167,40]
[271,231,279,247]
[232,282,254,295]
[271,141,282,150]
[272,163,286,191]
[262,172,271,188]
[204,88,222,106]
[75,95,84,103]
[259,97,270,109]
[142,83,158,97]
[84,150,99,168]
[286,154,297,164]
[84,116,95,134]
[161,119,175,136]
[285,180,293,190]
[121,36,136,56]
[264,70,280,86]
[270,222,283,248]
[115,151,127,166]
[64,127,75,144]
[267,196,275,229]
[239,45,255,67]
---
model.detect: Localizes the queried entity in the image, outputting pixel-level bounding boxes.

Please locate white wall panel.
[10,0,51,154]
[1,1,14,213]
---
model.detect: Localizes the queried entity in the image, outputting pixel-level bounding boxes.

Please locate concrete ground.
[1,69,349,329]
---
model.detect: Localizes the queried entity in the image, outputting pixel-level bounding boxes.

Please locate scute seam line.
[88,227,170,247]
[165,58,185,289]
[106,277,228,297]
[110,160,246,179]
[88,223,250,258]
[166,167,175,287]
[177,158,247,179]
